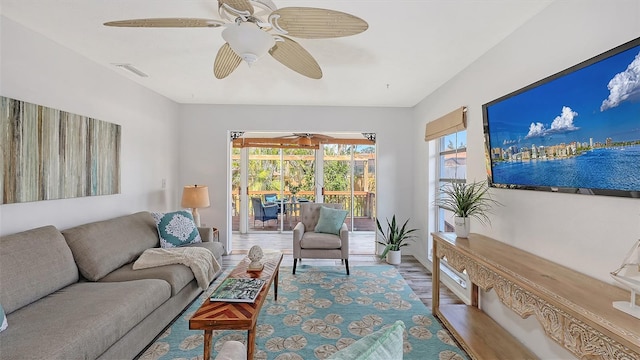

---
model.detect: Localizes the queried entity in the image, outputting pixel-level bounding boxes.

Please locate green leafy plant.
[287,183,301,196]
[376,215,418,259]
[434,181,501,226]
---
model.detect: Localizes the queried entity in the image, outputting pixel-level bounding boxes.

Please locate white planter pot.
[454,216,470,238]
[386,250,401,265]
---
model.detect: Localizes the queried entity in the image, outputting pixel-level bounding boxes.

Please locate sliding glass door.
[231,136,376,234]
[322,144,376,231]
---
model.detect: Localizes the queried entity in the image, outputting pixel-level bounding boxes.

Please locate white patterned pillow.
[151,211,202,248]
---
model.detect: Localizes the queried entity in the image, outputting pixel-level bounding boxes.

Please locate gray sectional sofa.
[0,211,225,360]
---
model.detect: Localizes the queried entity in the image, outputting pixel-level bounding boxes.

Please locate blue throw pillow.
[314,206,348,235]
[327,320,405,360]
[151,210,202,248]
[0,303,7,332]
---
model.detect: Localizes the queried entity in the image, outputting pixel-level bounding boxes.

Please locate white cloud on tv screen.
[526,106,579,139]
[601,51,640,111]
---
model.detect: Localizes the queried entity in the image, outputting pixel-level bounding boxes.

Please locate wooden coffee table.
[189,251,283,360]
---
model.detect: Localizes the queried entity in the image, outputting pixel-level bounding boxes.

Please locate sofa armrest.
[197,227,214,242]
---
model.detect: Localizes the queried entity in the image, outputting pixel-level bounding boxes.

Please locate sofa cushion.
[314,206,348,235]
[100,262,195,296]
[151,210,202,248]
[184,240,225,262]
[327,320,405,360]
[0,279,170,360]
[0,226,78,314]
[62,212,159,281]
[100,241,223,296]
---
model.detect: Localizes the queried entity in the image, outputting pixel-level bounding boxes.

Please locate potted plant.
[287,182,301,202]
[376,215,418,265]
[434,180,501,238]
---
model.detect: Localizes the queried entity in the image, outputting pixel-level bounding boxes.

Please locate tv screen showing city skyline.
[483,37,640,197]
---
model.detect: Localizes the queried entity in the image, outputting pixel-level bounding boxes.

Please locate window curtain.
[424,106,467,141]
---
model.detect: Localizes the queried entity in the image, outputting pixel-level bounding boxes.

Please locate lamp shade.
[181,185,210,209]
[222,22,275,64]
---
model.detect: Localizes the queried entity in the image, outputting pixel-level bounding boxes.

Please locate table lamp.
[181,185,210,227]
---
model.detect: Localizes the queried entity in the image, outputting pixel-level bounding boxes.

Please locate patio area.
[232,192,376,232]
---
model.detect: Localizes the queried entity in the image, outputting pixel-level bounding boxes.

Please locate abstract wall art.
[1,96,121,204]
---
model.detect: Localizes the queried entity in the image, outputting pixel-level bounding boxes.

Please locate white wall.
[413,0,640,358]
[0,17,180,235]
[177,104,414,248]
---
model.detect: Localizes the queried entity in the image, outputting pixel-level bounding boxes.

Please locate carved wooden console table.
[432,232,640,360]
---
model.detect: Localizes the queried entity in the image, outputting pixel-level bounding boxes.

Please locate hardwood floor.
[223,232,463,308]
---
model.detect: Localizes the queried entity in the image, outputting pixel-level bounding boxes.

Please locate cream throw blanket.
[133,247,221,289]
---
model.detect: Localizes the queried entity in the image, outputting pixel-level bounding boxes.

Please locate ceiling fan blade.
[275,134,299,139]
[270,8,368,39]
[104,18,225,28]
[309,134,334,140]
[218,0,254,16]
[214,43,242,79]
[269,36,322,79]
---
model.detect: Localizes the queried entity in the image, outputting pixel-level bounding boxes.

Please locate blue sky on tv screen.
[486,44,640,150]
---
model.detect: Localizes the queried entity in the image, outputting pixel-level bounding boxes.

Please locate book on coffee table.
[209,278,266,303]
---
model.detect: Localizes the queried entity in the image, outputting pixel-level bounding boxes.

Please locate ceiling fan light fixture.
[222,22,275,65]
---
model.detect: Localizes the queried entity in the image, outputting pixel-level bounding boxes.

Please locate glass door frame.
[230,135,377,236]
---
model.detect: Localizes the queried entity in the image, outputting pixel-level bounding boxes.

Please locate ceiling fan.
[104,0,368,79]
[277,133,334,146]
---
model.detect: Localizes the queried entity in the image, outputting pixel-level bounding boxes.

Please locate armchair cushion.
[314,206,348,235]
[300,232,343,249]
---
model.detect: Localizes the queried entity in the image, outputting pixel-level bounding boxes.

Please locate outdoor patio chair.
[264,193,278,203]
[293,203,349,275]
[251,197,279,228]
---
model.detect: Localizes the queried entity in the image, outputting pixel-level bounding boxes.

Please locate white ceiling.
[1,0,553,107]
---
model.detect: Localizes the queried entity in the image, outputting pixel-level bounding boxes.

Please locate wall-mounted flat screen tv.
[482,37,640,198]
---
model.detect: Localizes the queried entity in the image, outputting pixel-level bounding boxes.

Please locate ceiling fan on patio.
[277,133,335,146]
[103,0,368,79]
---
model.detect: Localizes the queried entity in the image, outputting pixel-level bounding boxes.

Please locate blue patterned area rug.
[139,265,469,360]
